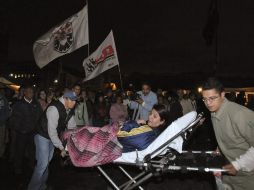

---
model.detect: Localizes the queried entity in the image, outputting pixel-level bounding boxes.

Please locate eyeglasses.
[202,96,219,103]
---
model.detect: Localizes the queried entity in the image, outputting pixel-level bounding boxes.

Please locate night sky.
[3,0,254,85]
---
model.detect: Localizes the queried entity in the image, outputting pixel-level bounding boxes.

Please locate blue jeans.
[28,134,54,190]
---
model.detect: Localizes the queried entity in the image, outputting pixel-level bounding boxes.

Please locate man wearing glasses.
[202,77,254,190]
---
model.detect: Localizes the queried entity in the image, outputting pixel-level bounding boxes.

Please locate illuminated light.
[33,84,36,87]
[17,74,20,78]
[8,85,20,92]
[162,91,168,96]
[14,75,17,79]
[9,73,14,77]
[32,74,35,77]
[110,83,117,91]
[54,79,58,84]
[21,74,24,78]
[198,87,202,93]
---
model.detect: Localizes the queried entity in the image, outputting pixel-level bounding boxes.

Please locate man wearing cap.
[28,91,77,190]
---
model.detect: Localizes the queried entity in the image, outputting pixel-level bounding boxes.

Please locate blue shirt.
[129,91,157,120]
[117,120,160,152]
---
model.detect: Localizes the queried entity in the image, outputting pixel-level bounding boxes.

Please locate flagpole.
[117,64,124,92]
[111,30,124,92]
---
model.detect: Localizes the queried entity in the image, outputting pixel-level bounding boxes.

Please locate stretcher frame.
[97,113,227,190]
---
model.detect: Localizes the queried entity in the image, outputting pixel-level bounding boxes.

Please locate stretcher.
[97,112,228,190]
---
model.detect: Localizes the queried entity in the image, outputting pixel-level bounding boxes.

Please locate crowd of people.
[0,78,254,190]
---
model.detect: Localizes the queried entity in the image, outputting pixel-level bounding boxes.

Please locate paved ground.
[0,154,216,190]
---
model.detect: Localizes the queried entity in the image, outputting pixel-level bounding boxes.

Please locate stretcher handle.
[167,165,229,173]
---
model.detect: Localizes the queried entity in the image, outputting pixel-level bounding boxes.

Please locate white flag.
[83,31,119,81]
[33,6,89,68]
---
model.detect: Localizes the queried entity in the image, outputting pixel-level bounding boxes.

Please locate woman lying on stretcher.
[62,104,171,167]
[117,104,170,152]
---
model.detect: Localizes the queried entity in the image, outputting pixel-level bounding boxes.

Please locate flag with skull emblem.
[33,5,89,68]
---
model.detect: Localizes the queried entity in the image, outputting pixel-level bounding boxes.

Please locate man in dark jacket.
[0,89,10,158]
[10,85,42,174]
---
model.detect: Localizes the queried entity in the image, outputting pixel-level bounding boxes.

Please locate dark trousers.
[14,131,35,172]
[9,128,16,163]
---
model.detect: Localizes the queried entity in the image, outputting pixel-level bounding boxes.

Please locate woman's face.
[158,96,164,104]
[47,94,53,103]
[99,96,104,102]
[81,90,87,98]
[39,91,46,100]
[116,96,122,104]
[148,109,165,128]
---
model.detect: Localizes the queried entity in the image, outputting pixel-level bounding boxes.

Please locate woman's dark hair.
[37,89,47,100]
[167,91,179,102]
[153,104,170,130]
[94,92,105,104]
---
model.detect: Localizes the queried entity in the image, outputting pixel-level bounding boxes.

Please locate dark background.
[1,0,254,88]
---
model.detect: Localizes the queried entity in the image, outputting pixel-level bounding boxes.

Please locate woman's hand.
[60,149,68,158]
[137,119,146,125]
[118,121,124,127]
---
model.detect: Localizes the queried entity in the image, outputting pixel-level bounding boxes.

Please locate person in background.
[157,94,169,110]
[86,89,95,124]
[0,88,10,159]
[92,92,109,127]
[46,91,55,105]
[72,84,89,126]
[105,88,115,107]
[37,89,48,111]
[177,89,193,115]
[235,91,246,106]
[11,85,25,106]
[110,94,128,124]
[9,86,25,163]
[156,88,163,96]
[72,84,81,98]
[128,82,158,121]
[87,89,96,104]
[189,91,198,111]
[28,91,77,190]
[225,91,237,102]
[10,85,43,174]
[167,91,183,124]
[202,77,254,190]
[246,96,254,111]
[63,87,71,94]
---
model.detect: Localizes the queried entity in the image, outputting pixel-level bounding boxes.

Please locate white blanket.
[114,111,197,163]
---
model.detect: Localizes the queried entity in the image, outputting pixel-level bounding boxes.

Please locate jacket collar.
[24,97,32,104]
